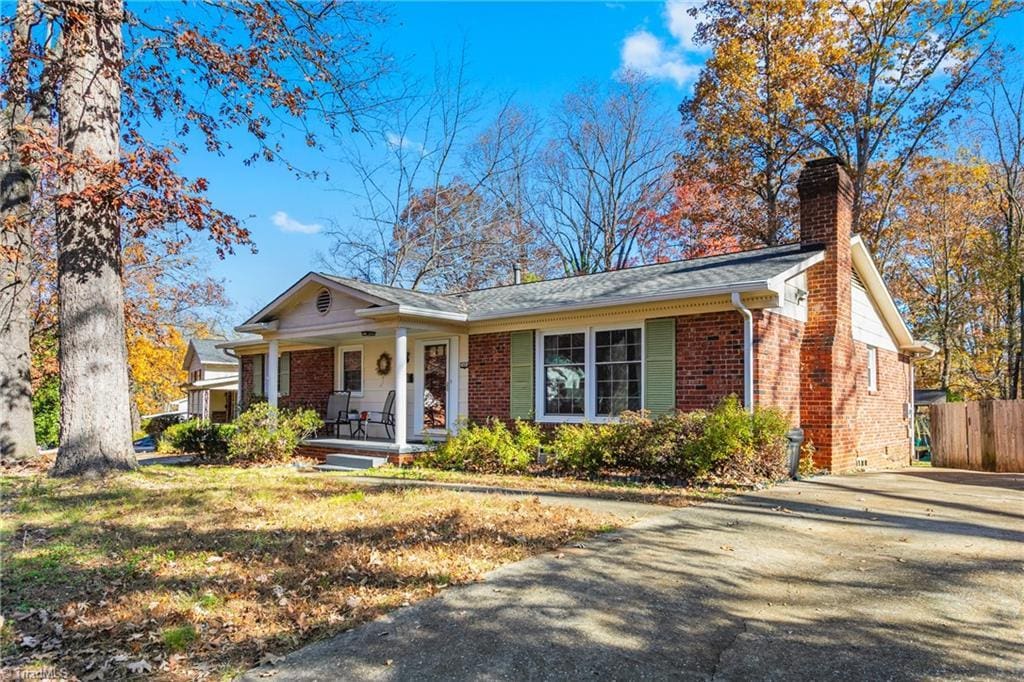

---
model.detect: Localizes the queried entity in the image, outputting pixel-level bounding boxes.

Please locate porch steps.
[315,453,389,472]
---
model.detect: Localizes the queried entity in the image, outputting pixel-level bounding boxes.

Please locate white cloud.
[385,131,427,155]
[665,0,700,51]
[618,1,705,89]
[620,30,701,88]
[271,210,322,235]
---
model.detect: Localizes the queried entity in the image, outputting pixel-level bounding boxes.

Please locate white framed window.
[594,328,643,416]
[542,331,586,417]
[867,345,878,392]
[536,324,644,422]
[335,345,363,396]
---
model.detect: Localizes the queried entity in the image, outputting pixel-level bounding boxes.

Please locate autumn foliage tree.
[1,0,390,474]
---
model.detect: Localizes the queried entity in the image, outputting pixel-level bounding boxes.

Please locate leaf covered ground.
[341,466,729,507]
[0,465,618,679]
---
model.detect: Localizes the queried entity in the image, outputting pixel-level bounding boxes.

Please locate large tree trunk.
[1,0,41,460]
[51,0,136,477]
[0,168,37,460]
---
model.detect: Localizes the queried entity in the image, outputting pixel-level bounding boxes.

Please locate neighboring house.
[220,158,935,472]
[182,338,239,423]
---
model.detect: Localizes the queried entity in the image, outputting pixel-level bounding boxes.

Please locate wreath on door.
[375,352,392,376]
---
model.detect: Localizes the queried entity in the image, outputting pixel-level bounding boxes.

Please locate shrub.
[418,419,541,474]
[687,397,789,483]
[32,375,60,449]
[549,423,615,475]
[159,419,235,460]
[226,403,323,464]
[144,413,187,441]
[545,398,789,484]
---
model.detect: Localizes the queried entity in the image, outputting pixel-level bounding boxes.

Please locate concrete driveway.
[242,469,1023,681]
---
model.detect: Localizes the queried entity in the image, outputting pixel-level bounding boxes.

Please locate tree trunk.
[1,0,41,460]
[0,169,37,460]
[51,0,136,477]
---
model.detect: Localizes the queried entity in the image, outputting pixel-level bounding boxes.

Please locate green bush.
[32,375,60,449]
[549,422,615,475]
[159,419,235,460]
[226,403,322,465]
[545,397,790,483]
[683,397,789,482]
[145,414,186,441]
[418,419,541,474]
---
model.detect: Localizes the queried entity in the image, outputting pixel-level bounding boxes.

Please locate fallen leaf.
[127,660,152,674]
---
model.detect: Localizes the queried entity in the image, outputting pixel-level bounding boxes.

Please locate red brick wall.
[754,310,804,425]
[240,355,257,409]
[676,311,745,411]
[798,158,858,471]
[278,348,335,417]
[239,348,335,418]
[852,343,911,468]
[468,332,511,422]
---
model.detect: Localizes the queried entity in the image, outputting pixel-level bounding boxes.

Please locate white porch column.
[266,339,279,408]
[393,327,407,447]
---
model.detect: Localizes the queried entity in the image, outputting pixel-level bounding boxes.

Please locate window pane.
[343,350,362,392]
[595,328,642,416]
[544,333,585,365]
[544,366,585,415]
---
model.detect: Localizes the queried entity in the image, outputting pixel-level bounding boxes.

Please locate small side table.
[349,412,370,440]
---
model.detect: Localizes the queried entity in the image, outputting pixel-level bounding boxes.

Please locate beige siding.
[852,283,898,352]
[275,283,369,330]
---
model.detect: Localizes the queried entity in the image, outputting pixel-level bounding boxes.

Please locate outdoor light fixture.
[361,330,376,337]
[459,361,469,370]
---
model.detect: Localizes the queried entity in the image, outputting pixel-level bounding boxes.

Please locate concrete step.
[319,453,389,471]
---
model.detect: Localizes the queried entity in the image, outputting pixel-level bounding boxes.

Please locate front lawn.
[1,465,617,680]
[341,466,728,507]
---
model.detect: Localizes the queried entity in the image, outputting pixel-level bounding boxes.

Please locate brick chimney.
[798,157,857,471]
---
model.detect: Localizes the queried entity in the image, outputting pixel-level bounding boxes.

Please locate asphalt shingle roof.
[453,243,820,319]
[190,338,237,365]
[318,274,468,314]
[319,243,822,320]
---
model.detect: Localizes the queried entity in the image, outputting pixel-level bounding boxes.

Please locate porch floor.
[301,437,436,455]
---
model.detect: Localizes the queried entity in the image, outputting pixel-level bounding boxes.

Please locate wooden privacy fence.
[930,400,1024,472]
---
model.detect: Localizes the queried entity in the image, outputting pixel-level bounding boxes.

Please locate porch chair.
[366,390,396,440]
[326,390,357,438]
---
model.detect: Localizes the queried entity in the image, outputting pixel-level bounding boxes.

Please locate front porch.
[296,437,436,466]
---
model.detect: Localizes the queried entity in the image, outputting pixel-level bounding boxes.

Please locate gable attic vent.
[851,269,866,290]
[315,288,332,315]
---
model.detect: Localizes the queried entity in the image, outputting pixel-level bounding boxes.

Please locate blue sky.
[156,1,1024,328]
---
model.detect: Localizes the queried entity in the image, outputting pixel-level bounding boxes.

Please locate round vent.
[315,288,332,315]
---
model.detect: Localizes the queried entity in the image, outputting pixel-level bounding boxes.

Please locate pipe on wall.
[731,292,755,414]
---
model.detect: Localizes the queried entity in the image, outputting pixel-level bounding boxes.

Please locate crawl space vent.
[315,288,332,315]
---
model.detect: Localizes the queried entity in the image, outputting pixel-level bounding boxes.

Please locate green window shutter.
[645,318,676,416]
[279,352,291,397]
[509,330,535,420]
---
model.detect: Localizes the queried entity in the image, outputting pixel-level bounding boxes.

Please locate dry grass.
[0,465,618,680]
[342,466,729,507]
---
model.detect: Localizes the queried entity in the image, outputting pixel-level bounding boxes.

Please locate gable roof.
[318,274,467,314]
[452,243,822,320]
[185,338,237,368]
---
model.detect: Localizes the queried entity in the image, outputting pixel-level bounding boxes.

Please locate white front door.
[414,337,458,435]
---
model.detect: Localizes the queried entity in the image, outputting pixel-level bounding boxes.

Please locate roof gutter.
[731,292,755,414]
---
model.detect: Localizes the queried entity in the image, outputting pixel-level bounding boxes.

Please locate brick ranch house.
[219,158,935,472]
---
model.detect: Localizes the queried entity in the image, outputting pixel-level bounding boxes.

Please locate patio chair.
[366,390,396,439]
[326,390,357,438]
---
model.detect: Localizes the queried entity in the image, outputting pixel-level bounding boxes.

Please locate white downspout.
[731,292,754,413]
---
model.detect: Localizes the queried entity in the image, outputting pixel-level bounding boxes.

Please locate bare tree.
[538,74,678,275]
[978,60,1024,398]
[322,57,543,291]
[808,0,1015,271]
